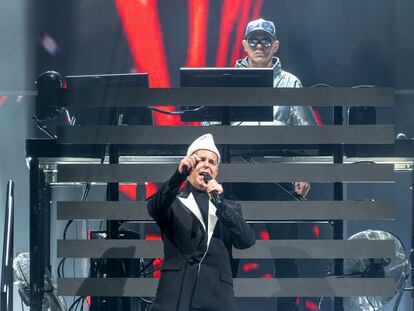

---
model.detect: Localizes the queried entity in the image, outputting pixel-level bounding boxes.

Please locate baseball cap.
[244,18,276,40]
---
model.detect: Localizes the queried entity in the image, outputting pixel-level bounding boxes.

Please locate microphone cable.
[241,156,307,201]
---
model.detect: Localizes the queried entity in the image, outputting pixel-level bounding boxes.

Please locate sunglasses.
[247,37,273,48]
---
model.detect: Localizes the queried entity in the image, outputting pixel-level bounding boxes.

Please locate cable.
[32,117,57,139]
[146,105,206,115]
[57,258,66,278]
[62,184,89,239]
[136,297,154,304]
[134,259,156,277]
[59,150,105,278]
[68,297,83,311]
[350,160,376,164]
[139,268,162,276]
[60,107,74,125]
[352,84,376,88]
[241,156,307,201]
[310,83,333,88]
[59,183,91,277]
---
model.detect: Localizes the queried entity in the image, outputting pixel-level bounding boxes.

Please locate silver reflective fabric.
[235,57,318,125]
[13,252,67,310]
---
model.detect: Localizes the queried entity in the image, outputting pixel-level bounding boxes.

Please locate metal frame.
[27,85,404,311]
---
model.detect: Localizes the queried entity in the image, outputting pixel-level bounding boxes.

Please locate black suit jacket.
[147,170,255,311]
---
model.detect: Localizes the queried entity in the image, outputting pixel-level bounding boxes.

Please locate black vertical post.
[91,144,127,310]
[411,160,414,310]
[107,145,120,240]
[333,106,344,311]
[222,108,238,278]
[30,158,44,311]
[43,178,52,272]
[222,107,231,163]
[108,144,122,309]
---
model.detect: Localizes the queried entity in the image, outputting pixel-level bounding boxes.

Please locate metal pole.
[411,160,414,311]
[333,106,344,311]
[1,181,14,311]
[30,158,44,311]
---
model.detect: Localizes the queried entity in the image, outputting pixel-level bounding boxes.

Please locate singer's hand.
[205,178,223,199]
[179,154,201,175]
[294,181,310,197]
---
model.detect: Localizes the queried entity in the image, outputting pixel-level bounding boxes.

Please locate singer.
[147,133,255,311]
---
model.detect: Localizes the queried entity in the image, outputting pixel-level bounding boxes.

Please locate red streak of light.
[251,0,264,20]
[229,0,253,66]
[260,273,273,279]
[215,0,240,66]
[186,0,209,67]
[114,0,169,87]
[115,0,182,125]
[146,233,162,241]
[119,183,137,201]
[305,300,319,311]
[153,257,164,268]
[312,108,323,125]
[0,96,9,108]
[180,181,187,191]
[259,229,270,240]
[145,182,159,200]
[312,225,320,239]
[242,262,260,272]
[153,258,164,278]
[296,297,300,305]
[216,0,264,66]
[153,269,161,278]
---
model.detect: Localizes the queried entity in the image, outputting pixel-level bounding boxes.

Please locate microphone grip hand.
[202,173,223,206]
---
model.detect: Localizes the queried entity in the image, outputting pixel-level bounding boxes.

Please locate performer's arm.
[147,154,201,221]
[206,180,255,249]
[147,169,187,221]
[216,200,256,249]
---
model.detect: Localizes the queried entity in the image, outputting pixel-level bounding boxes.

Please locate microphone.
[202,173,222,206]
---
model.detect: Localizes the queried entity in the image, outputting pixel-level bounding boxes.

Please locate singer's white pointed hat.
[186,133,220,163]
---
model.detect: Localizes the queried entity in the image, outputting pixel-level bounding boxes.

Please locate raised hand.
[178,154,202,175]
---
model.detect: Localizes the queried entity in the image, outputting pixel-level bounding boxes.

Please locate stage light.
[34,71,65,121]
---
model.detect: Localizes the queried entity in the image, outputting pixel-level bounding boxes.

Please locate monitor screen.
[180,67,273,122]
[66,73,149,89]
[65,73,153,125]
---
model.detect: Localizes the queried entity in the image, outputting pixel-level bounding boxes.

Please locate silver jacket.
[235,57,317,125]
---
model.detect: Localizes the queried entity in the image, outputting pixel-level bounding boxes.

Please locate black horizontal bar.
[57,163,394,183]
[241,200,394,220]
[58,277,395,297]
[57,87,394,108]
[58,239,394,259]
[57,125,394,145]
[57,200,394,221]
[25,138,414,159]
